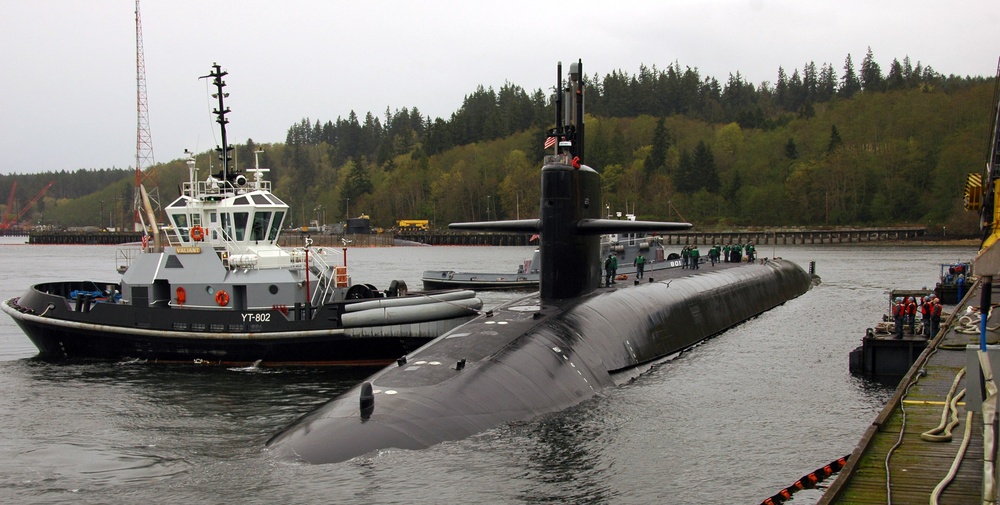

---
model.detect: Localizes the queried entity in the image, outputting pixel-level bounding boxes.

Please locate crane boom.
[16,182,54,223]
[2,182,17,228]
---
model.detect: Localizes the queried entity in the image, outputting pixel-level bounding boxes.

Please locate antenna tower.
[133,0,160,230]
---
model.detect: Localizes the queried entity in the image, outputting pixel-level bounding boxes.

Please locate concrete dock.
[820,278,999,503]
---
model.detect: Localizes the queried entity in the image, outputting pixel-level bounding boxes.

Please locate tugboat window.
[268,211,285,241]
[221,213,232,241]
[172,214,190,243]
[251,212,271,242]
[233,212,249,241]
[269,285,279,294]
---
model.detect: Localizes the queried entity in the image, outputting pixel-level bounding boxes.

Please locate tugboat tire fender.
[345,284,374,300]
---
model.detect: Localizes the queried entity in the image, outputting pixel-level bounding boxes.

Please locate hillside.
[7,55,994,234]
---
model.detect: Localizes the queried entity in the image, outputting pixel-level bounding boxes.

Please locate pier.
[279,233,396,248]
[23,226,927,247]
[820,278,994,504]
[396,227,926,246]
[662,226,926,245]
[28,231,142,245]
[393,231,535,246]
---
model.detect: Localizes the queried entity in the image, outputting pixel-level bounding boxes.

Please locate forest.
[7,49,995,235]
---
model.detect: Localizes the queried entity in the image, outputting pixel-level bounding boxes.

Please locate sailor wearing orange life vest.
[929,295,943,336]
[919,296,932,337]
[892,297,906,339]
[905,297,917,334]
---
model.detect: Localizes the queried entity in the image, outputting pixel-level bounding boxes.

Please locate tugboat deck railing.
[182,179,272,199]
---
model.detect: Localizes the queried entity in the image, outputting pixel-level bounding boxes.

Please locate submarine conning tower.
[538,161,602,299]
[450,59,691,299]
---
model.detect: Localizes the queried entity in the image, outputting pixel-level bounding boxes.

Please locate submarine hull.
[267,259,812,463]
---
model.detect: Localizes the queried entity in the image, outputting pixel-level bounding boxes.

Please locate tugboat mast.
[201,63,236,183]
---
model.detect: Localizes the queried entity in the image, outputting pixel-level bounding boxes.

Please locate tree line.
[26,50,996,234]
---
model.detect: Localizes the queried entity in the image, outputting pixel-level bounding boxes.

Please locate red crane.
[2,181,17,229]
[0,181,54,230]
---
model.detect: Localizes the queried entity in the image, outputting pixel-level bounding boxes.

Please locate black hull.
[421,275,539,291]
[268,259,814,462]
[4,282,480,366]
[9,316,427,366]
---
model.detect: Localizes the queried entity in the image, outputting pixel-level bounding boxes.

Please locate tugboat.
[1,64,482,366]
[421,249,541,290]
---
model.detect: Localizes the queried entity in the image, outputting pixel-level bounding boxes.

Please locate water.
[0,240,977,504]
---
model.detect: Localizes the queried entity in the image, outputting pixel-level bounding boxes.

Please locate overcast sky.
[2,0,997,174]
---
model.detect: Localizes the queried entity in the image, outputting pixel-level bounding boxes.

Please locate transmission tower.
[133,0,160,231]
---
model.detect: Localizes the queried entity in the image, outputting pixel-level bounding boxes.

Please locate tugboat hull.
[4,284,481,366]
[420,270,539,290]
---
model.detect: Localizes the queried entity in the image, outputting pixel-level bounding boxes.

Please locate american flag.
[544,136,556,149]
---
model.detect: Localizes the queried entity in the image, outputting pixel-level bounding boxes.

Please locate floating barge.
[848,289,934,377]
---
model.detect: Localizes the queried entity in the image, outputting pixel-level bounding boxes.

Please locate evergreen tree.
[644,117,670,174]
[341,158,373,210]
[775,67,788,109]
[341,111,363,160]
[860,47,884,92]
[787,69,805,111]
[827,125,843,153]
[693,140,720,193]
[886,58,906,90]
[799,101,815,119]
[785,138,798,159]
[818,63,838,101]
[839,54,861,97]
[803,61,818,102]
[674,148,698,194]
[724,169,743,202]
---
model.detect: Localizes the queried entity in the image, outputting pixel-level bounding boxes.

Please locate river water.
[0,240,977,504]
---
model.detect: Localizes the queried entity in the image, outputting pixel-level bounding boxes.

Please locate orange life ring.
[215,289,230,307]
[190,225,205,242]
[175,286,187,305]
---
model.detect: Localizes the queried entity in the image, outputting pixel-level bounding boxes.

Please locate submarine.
[266,60,814,464]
